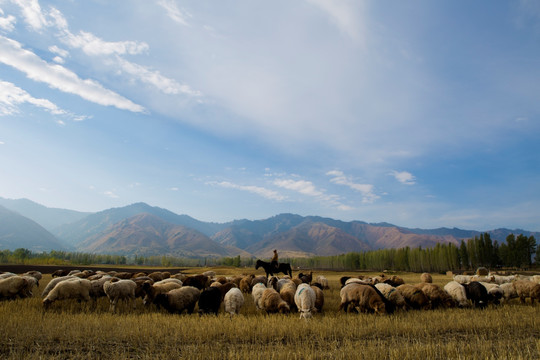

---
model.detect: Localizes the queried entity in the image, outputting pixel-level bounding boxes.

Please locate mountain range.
[0,197,538,259]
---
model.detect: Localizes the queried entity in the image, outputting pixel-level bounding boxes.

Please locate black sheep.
[198,287,222,315]
[463,281,489,309]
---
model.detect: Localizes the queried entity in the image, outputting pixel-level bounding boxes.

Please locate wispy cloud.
[104,190,119,199]
[0,35,145,112]
[0,8,17,31]
[326,170,379,203]
[15,0,47,31]
[157,0,191,26]
[273,177,353,210]
[208,181,286,201]
[0,80,72,119]
[390,170,416,185]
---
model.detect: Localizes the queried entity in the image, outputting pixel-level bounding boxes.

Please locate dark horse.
[255,259,292,278]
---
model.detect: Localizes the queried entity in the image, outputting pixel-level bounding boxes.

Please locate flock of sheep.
[0,268,539,318]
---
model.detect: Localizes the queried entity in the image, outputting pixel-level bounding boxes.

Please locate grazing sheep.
[183,275,210,290]
[19,275,38,298]
[531,275,540,284]
[142,280,182,305]
[276,278,295,292]
[491,275,516,285]
[294,284,316,319]
[311,285,324,313]
[499,283,518,303]
[513,280,540,304]
[297,271,313,285]
[315,275,329,289]
[462,281,489,309]
[171,273,187,282]
[0,276,28,300]
[260,288,290,314]
[147,272,165,282]
[444,281,469,308]
[279,282,298,312]
[251,276,268,288]
[89,275,113,298]
[251,283,267,310]
[198,287,223,315]
[212,282,237,300]
[154,286,200,314]
[22,271,42,286]
[375,283,408,311]
[397,284,431,310]
[383,275,405,287]
[103,279,137,313]
[203,270,216,278]
[42,278,92,309]
[42,276,78,297]
[453,275,474,284]
[479,282,504,304]
[224,288,244,316]
[267,276,279,290]
[420,273,433,283]
[345,277,370,286]
[339,283,386,314]
[51,269,70,277]
[416,283,455,308]
[239,275,255,293]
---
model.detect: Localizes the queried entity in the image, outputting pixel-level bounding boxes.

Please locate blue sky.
[0,0,539,231]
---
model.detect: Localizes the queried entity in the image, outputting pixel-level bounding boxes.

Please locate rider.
[270,249,279,272]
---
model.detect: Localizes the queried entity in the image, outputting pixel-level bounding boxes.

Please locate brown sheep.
[279,282,298,312]
[513,280,540,304]
[239,275,255,293]
[420,273,432,283]
[251,275,268,288]
[142,280,182,305]
[259,288,290,314]
[311,285,324,313]
[415,283,455,308]
[339,283,386,314]
[148,272,165,282]
[183,275,210,290]
[397,284,431,310]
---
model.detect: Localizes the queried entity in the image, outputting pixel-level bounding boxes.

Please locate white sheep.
[42,275,78,297]
[89,275,113,298]
[22,270,42,286]
[103,279,137,312]
[375,283,408,310]
[0,276,28,299]
[443,281,469,307]
[224,287,244,317]
[42,278,92,309]
[20,275,39,298]
[452,275,473,284]
[491,275,516,285]
[251,283,267,310]
[531,275,540,284]
[294,283,316,319]
[499,283,518,303]
[142,280,182,305]
[276,278,294,292]
[315,275,329,289]
[0,272,16,279]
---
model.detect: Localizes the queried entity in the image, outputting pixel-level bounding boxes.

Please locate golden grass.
[0,269,538,359]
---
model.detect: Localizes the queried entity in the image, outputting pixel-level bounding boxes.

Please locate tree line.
[0,233,537,272]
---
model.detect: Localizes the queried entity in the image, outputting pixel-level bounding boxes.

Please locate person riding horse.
[270,249,279,272]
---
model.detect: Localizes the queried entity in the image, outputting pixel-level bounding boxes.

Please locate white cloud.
[0,35,145,112]
[390,170,416,185]
[14,0,48,31]
[115,57,201,96]
[208,181,286,201]
[104,191,119,199]
[273,179,323,197]
[0,80,68,117]
[48,45,69,58]
[157,0,191,26]
[0,8,16,31]
[326,170,379,203]
[60,30,149,56]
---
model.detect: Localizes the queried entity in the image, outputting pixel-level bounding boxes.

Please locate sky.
[0,0,539,231]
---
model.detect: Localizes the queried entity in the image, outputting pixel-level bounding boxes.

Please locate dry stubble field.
[0,267,539,359]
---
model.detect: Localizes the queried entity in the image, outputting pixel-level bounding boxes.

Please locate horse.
[255,259,293,278]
